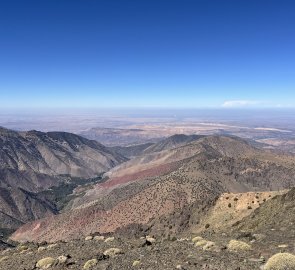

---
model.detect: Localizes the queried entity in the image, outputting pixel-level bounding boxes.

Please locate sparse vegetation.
[104,237,115,243]
[195,239,208,247]
[103,248,123,257]
[83,259,98,269]
[227,240,251,252]
[202,241,216,251]
[38,176,103,211]
[264,253,295,270]
[0,256,9,263]
[36,257,57,269]
[192,236,203,243]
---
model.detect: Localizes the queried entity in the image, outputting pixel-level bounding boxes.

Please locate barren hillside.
[11,136,295,243]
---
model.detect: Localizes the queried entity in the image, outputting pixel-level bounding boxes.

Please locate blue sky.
[0,0,295,109]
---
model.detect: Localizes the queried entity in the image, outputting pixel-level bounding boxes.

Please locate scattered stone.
[17,245,28,252]
[132,260,141,266]
[20,249,30,254]
[253,234,266,241]
[177,238,189,242]
[38,246,47,252]
[57,255,68,264]
[46,244,58,250]
[85,236,93,241]
[248,256,265,263]
[138,238,153,247]
[1,249,12,255]
[146,236,156,243]
[96,252,109,261]
[277,244,288,248]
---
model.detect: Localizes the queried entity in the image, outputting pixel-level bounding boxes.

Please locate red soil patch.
[99,161,182,189]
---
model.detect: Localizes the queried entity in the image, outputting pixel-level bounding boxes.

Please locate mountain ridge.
[11,135,295,243]
[0,127,126,233]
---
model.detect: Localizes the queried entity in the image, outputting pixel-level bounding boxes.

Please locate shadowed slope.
[0,127,126,232]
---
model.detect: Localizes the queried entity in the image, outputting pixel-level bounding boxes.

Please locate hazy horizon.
[1,107,295,133]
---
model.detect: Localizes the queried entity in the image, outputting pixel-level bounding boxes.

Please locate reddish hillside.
[11,136,295,243]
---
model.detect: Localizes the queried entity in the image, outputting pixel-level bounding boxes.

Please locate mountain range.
[1,127,295,269]
[10,134,295,243]
[0,127,126,232]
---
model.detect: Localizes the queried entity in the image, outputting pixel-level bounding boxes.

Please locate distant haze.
[1,108,295,133]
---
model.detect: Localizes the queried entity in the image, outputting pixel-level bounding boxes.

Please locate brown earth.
[11,136,295,243]
[3,190,295,270]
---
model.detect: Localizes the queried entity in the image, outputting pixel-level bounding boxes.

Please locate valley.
[0,127,295,269]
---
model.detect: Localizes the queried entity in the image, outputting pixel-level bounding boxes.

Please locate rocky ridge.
[0,127,126,234]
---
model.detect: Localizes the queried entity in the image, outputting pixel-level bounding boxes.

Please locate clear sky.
[0,0,295,109]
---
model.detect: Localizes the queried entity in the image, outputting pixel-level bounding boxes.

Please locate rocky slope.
[0,127,126,177]
[235,187,295,233]
[192,190,287,233]
[0,127,126,233]
[109,143,154,158]
[99,134,202,158]
[0,187,58,229]
[0,233,265,270]
[142,134,204,154]
[3,192,295,270]
[11,136,295,243]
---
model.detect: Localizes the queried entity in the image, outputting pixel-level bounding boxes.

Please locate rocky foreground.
[1,227,295,270]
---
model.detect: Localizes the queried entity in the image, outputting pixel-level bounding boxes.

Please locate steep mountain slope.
[0,127,126,233]
[142,134,204,154]
[109,143,154,158]
[0,127,126,177]
[191,190,286,233]
[104,135,295,190]
[11,136,295,243]
[235,188,295,233]
[116,134,202,157]
[0,187,58,229]
[4,192,295,270]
